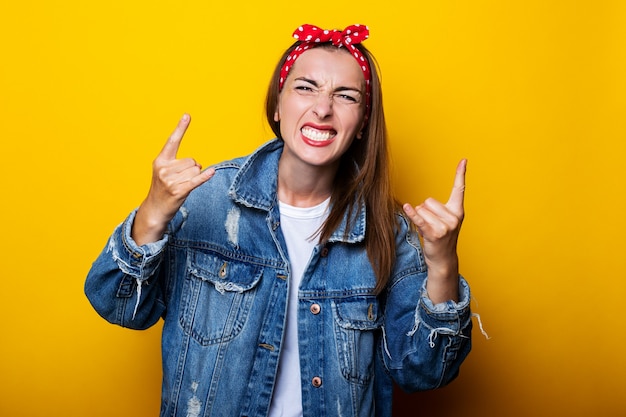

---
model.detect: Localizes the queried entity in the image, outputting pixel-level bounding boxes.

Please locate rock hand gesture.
[402,159,467,304]
[132,114,215,246]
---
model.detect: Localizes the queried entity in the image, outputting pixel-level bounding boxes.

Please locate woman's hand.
[402,159,466,303]
[132,114,215,245]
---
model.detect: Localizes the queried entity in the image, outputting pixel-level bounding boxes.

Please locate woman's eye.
[335,94,359,103]
[295,85,314,92]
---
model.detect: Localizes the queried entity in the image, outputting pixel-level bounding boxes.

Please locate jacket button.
[320,247,329,257]
[311,376,322,388]
[310,304,321,315]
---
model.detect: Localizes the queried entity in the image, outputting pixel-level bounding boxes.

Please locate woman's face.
[274,47,366,172]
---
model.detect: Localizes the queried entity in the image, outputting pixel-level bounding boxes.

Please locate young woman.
[85,24,472,417]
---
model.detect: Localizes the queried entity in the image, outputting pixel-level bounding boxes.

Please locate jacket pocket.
[332,296,382,385]
[179,250,263,346]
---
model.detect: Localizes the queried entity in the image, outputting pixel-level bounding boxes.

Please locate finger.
[446,159,467,211]
[173,160,204,180]
[414,204,455,240]
[188,167,216,190]
[423,197,460,225]
[159,114,191,160]
[169,157,201,174]
[403,203,426,230]
[403,202,416,218]
[175,167,216,198]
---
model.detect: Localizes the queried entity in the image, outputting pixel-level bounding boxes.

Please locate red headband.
[279,24,371,113]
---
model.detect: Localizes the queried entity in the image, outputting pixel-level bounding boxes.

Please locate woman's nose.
[312,94,333,119]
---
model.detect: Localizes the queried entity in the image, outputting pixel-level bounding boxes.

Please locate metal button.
[320,247,329,257]
[311,376,322,388]
[310,304,321,315]
[219,262,228,278]
[259,343,275,351]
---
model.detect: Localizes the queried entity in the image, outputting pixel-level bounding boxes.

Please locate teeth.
[302,126,334,141]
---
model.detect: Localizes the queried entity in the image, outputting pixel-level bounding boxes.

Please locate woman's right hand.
[131,114,215,245]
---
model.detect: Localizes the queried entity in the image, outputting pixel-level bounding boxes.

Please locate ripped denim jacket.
[85,139,472,417]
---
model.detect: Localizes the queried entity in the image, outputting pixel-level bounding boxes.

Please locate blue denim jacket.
[85,139,472,417]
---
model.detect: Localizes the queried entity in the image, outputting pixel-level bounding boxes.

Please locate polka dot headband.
[279,24,372,113]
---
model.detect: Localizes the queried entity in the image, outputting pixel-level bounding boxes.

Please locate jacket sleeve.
[380,215,472,392]
[84,209,171,330]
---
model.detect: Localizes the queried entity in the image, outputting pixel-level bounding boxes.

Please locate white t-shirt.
[268,198,330,417]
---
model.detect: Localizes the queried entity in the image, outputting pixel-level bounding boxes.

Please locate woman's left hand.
[402,159,467,303]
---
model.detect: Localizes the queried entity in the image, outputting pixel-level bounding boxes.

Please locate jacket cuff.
[413,276,471,337]
[109,209,168,280]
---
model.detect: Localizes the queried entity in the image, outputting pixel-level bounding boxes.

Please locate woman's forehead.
[289,47,365,85]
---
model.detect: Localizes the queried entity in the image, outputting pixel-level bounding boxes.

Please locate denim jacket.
[85,139,472,417]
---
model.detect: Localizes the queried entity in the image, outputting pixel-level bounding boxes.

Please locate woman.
[85,24,472,417]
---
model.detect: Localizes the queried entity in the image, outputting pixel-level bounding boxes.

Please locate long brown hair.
[265,41,398,294]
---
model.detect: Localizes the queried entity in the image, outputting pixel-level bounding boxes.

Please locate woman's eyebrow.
[294,77,318,87]
[335,86,362,94]
[294,77,361,93]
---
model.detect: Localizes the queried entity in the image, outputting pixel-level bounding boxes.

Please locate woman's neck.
[277,157,337,208]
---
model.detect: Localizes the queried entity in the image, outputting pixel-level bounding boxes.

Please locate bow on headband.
[294,23,369,47]
[279,24,372,113]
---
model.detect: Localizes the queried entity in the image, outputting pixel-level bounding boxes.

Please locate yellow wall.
[1,1,624,416]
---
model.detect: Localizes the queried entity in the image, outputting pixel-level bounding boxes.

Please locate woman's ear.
[356,118,367,139]
[274,99,282,122]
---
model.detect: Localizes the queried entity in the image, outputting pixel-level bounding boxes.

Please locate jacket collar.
[229,139,366,244]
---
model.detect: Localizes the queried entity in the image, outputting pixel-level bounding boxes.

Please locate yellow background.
[1,1,625,416]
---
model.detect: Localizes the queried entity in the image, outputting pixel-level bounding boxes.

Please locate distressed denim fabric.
[85,139,472,417]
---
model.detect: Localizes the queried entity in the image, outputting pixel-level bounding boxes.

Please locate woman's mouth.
[301,126,337,143]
